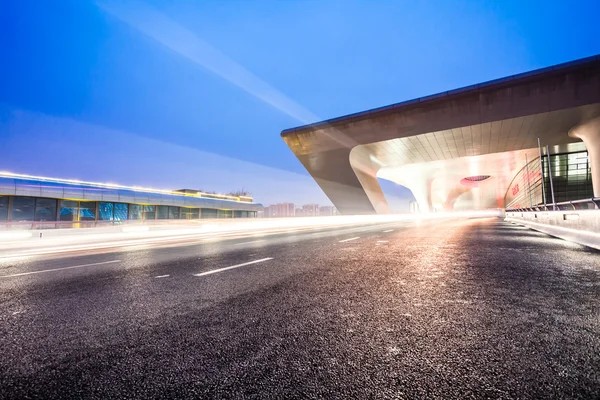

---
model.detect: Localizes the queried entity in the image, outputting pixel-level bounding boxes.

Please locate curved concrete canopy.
[282,55,600,214]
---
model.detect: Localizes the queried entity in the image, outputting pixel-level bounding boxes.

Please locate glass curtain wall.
[0,196,8,221]
[10,197,36,221]
[543,151,593,203]
[505,150,593,209]
[180,208,199,219]
[35,198,57,221]
[98,202,114,221]
[168,206,179,219]
[129,204,143,220]
[80,201,97,221]
[59,200,79,221]
[0,196,255,224]
[113,203,128,221]
[142,206,156,220]
[157,206,169,219]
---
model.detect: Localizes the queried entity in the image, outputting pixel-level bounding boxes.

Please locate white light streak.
[0,231,33,240]
[0,211,503,258]
[122,226,150,233]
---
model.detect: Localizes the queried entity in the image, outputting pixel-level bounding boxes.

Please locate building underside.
[282,55,600,214]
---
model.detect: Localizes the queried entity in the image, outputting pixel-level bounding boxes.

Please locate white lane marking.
[377,240,389,243]
[0,260,121,278]
[339,237,360,243]
[383,229,394,233]
[193,258,273,277]
[155,274,170,278]
[234,240,266,246]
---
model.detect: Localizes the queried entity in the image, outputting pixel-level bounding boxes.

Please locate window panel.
[168,206,179,219]
[35,198,57,221]
[113,203,128,221]
[59,200,79,221]
[0,196,8,221]
[179,208,199,219]
[11,197,36,222]
[129,204,143,220]
[80,201,97,221]
[218,210,232,218]
[157,205,169,220]
[201,208,217,219]
[98,202,114,221]
[142,205,155,220]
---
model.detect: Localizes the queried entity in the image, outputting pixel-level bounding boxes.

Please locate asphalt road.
[0,218,599,399]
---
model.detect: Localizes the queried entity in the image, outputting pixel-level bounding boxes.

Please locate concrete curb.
[505,210,600,251]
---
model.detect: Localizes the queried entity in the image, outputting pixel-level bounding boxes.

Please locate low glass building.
[0,172,262,229]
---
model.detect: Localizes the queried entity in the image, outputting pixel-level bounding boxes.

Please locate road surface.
[1,218,599,399]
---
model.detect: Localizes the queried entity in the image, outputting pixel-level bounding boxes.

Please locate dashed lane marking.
[193,258,274,277]
[0,260,121,278]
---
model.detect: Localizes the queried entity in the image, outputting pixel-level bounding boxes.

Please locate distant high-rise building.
[319,205,338,216]
[302,204,319,217]
[264,202,295,217]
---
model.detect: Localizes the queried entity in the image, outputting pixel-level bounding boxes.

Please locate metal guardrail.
[505,197,600,213]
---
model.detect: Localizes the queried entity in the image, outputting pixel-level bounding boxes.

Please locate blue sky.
[1,0,599,206]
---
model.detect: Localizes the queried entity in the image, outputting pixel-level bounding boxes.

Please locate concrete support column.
[349,147,391,214]
[569,117,600,197]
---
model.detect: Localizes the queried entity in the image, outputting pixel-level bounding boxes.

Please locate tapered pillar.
[569,117,600,197]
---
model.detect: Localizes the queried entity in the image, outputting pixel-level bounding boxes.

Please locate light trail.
[0,211,503,259]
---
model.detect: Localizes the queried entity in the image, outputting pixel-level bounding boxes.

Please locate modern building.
[264,203,295,218]
[0,172,262,228]
[282,55,600,214]
[302,204,319,217]
[319,205,338,216]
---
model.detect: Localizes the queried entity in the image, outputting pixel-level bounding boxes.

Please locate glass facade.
[201,208,218,219]
[113,203,128,221]
[129,204,143,220]
[0,196,257,226]
[157,205,169,220]
[0,196,8,221]
[218,210,233,218]
[98,202,114,221]
[59,200,79,221]
[80,201,97,221]
[543,151,593,203]
[505,150,593,209]
[11,197,36,222]
[180,208,199,219]
[142,206,156,220]
[35,198,57,222]
[168,206,179,219]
